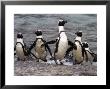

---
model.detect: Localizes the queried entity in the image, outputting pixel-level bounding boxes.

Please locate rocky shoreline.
[14,60,97,76]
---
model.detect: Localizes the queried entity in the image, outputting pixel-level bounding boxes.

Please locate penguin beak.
[35,32,37,34]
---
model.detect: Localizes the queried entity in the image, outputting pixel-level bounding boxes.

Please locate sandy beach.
[14,59,97,76]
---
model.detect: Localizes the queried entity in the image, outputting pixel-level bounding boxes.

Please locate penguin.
[14,33,29,61]
[65,31,84,64]
[29,30,53,62]
[44,19,69,64]
[73,31,84,64]
[82,42,97,64]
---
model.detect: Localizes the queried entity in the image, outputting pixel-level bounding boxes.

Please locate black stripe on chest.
[54,38,60,53]
[16,42,27,56]
[55,31,67,53]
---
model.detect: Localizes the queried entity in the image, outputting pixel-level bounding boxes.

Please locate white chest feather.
[55,32,68,60]
[75,37,82,43]
[16,44,25,59]
[58,26,68,47]
[35,39,46,58]
[74,42,82,54]
[73,41,83,63]
[16,38,25,59]
[17,39,24,46]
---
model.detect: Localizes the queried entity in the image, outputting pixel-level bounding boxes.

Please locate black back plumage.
[82,42,97,62]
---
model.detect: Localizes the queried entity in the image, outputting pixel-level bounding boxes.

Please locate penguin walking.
[65,31,84,64]
[14,33,29,61]
[73,31,84,64]
[82,42,97,64]
[29,30,53,62]
[44,20,71,64]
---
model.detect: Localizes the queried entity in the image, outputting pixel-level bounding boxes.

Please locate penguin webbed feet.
[50,56,55,60]
[60,62,63,65]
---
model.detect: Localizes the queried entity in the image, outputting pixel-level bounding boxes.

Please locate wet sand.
[14,60,97,76]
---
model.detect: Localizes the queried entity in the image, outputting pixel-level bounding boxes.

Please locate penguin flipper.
[93,54,97,62]
[87,50,97,62]
[90,52,97,62]
[45,43,53,57]
[29,40,36,51]
[29,51,38,59]
[41,39,57,49]
[83,50,88,61]
[45,39,57,44]
[65,40,77,57]
[68,40,77,50]
[65,46,73,56]
[22,42,30,56]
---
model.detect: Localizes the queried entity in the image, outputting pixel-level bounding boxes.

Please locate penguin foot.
[60,62,63,65]
[54,60,58,65]
[50,57,55,60]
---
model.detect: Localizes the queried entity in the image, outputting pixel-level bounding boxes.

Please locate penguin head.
[82,42,89,48]
[75,31,82,37]
[58,19,67,26]
[17,33,23,39]
[35,30,42,36]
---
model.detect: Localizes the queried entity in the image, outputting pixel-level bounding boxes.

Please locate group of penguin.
[14,19,97,65]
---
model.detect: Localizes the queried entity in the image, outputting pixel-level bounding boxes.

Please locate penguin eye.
[21,35,23,38]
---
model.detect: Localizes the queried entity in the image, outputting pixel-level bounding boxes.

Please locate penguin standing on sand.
[65,31,84,64]
[73,31,84,64]
[82,42,97,63]
[54,20,68,64]
[44,20,71,64]
[14,33,29,61]
[29,30,53,62]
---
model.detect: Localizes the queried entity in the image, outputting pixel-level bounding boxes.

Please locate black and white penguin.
[82,42,97,63]
[44,20,69,64]
[14,33,29,61]
[73,31,84,64]
[29,30,53,62]
[55,20,68,64]
[65,31,84,64]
